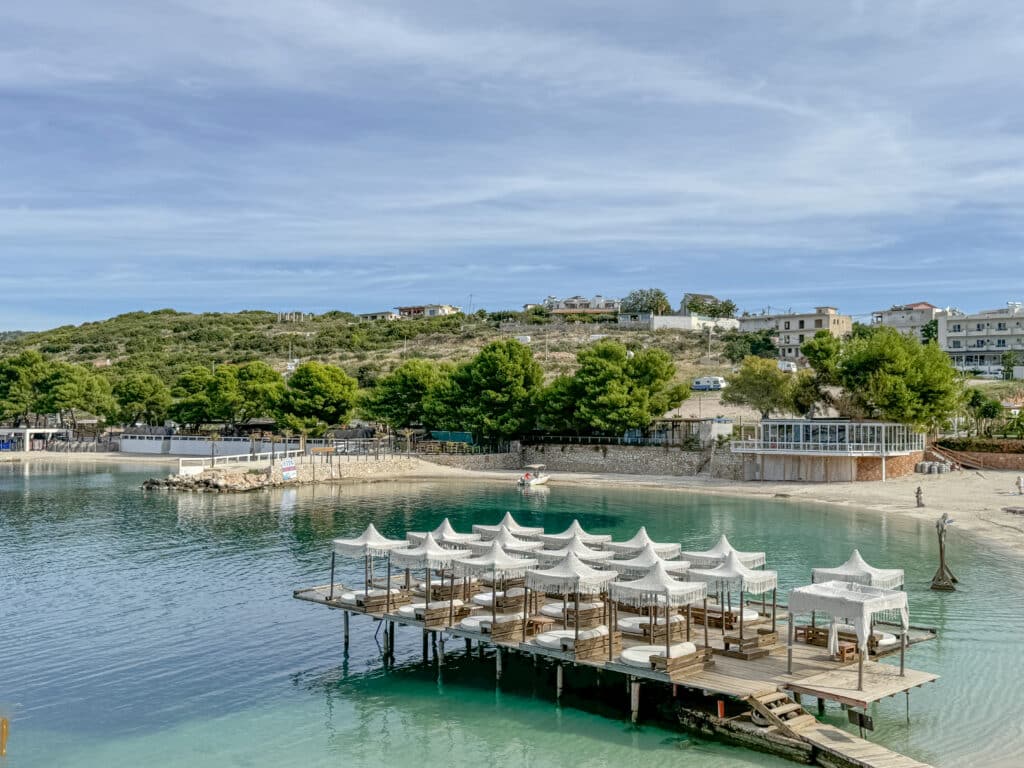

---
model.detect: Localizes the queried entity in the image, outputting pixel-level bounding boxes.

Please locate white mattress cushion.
[337,592,357,605]
[459,616,486,631]
[534,630,576,649]
[480,614,522,629]
[539,603,565,618]
[616,615,685,634]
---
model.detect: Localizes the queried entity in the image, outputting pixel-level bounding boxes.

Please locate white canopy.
[526,552,618,595]
[789,580,909,652]
[811,550,904,590]
[609,563,708,608]
[472,512,545,539]
[535,535,615,566]
[688,550,778,595]
[407,518,482,547]
[454,542,538,578]
[604,526,681,558]
[391,533,472,570]
[537,519,612,548]
[332,523,407,557]
[680,534,766,569]
[607,543,691,577]
[466,525,544,555]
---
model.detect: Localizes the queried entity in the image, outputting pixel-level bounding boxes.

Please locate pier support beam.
[817,698,825,715]
[438,635,446,666]
[495,647,502,682]
[422,630,428,662]
[630,681,641,724]
[465,638,472,654]
[556,664,564,701]
[343,611,350,652]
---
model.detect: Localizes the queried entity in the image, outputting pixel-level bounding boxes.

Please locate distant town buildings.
[395,304,462,319]
[871,302,961,341]
[679,293,721,316]
[937,301,1024,376]
[618,312,738,332]
[541,295,621,315]
[738,307,852,359]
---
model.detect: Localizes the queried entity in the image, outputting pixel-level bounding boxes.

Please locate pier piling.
[343,611,350,651]
[556,664,564,701]
[630,681,641,723]
[495,647,502,681]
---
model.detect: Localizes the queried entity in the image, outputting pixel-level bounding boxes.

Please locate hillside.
[0,309,736,391]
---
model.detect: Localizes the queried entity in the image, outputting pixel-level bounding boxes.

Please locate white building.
[395,304,462,319]
[871,302,961,341]
[358,311,400,322]
[617,312,739,332]
[938,301,1024,376]
[542,295,621,314]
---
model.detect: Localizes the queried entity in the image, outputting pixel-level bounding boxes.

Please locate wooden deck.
[295,583,937,768]
[799,723,932,768]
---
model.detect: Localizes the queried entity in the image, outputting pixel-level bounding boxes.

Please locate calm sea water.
[2,463,1022,768]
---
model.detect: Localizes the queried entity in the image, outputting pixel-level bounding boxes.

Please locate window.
[951,340,961,348]
[976,323,985,331]
[952,324,961,332]
[997,322,1007,330]
[997,339,1007,347]
[815,319,823,328]
[798,320,805,329]
[784,321,791,330]
[799,334,805,343]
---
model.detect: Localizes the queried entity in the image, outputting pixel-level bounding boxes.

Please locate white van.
[692,376,727,391]
[777,360,798,373]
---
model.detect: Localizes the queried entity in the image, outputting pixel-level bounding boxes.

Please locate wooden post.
[495,647,502,681]
[664,591,671,660]
[703,596,709,648]
[384,552,392,614]
[522,585,530,642]
[899,630,906,676]
[686,604,692,643]
[630,680,641,724]
[422,629,428,662]
[465,637,472,654]
[328,551,336,600]
[438,635,445,666]
[787,613,794,674]
[343,610,350,651]
[817,698,825,715]
[771,588,777,634]
[738,587,744,643]
[857,649,864,691]
[556,664,564,701]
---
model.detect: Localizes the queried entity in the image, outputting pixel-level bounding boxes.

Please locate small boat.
[517,464,549,487]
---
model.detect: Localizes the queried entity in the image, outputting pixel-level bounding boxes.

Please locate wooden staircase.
[746,691,816,738]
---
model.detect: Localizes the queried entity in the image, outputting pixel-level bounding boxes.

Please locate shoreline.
[8,451,1023,558]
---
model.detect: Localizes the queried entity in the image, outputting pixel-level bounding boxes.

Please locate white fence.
[177,449,306,476]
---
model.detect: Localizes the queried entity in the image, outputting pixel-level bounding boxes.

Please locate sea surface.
[1,462,1022,768]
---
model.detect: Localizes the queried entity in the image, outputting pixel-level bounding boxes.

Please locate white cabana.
[455,542,538,626]
[524,552,617,648]
[689,550,779,641]
[330,523,407,604]
[406,518,482,546]
[391,533,473,625]
[787,580,910,690]
[680,534,766,569]
[534,535,616,566]
[536,519,612,548]
[610,563,709,657]
[811,550,905,590]
[604,526,681,558]
[472,512,545,539]
[465,525,544,555]
[607,543,690,577]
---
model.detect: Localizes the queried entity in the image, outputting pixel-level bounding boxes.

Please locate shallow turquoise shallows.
[2,463,1022,768]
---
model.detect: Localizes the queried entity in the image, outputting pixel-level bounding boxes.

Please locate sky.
[3,1,1024,330]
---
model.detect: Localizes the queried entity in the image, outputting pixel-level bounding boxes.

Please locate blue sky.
[3,1,1024,330]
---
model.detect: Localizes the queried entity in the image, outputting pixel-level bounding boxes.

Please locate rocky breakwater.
[143,467,273,493]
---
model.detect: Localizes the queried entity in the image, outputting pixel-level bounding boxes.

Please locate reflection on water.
[2,464,1022,768]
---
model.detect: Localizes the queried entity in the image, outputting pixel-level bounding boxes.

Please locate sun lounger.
[619,642,713,675]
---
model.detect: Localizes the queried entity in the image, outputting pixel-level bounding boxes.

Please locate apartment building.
[737,307,853,359]
[938,302,1024,376]
[871,302,961,341]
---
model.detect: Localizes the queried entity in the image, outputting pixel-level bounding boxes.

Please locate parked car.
[776,360,798,373]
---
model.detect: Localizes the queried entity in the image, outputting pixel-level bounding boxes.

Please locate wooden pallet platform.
[799,722,933,768]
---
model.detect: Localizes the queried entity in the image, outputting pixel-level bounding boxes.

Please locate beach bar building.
[731,419,925,482]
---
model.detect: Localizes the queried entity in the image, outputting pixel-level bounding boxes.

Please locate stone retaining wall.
[521,444,743,479]
[935,448,1024,472]
[854,452,924,481]
[418,453,522,471]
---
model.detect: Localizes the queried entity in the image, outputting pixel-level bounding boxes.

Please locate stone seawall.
[418,453,522,471]
[521,444,743,480]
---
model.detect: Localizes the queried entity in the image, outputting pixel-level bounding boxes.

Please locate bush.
[936,438,1024,454]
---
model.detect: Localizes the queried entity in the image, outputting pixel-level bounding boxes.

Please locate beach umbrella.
[392,533,472,624]
[472,512,545,540]
[680,534,766,568]
[331,524,406,607]
[689,551,778,643]
[607,543,690,577]
[465,525,544,555]
[525,552,617,650]
[407,518,482,547]
[811,549,904,590]
[534,534,615,566]
[455,542,538,627]
[604,526,681,558]
[536,519,612,548]
[610,562,708,658]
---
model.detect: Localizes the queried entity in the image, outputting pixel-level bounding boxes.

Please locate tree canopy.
[722,356,797,418]
[620,288,672,316]
[685,296,737,318]
[280,361,358,434]
[360,359,451,429]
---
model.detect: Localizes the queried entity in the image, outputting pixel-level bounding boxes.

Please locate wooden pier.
[294,583,937,768]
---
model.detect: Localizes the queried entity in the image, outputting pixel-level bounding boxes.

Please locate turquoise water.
[2,463,1022,768]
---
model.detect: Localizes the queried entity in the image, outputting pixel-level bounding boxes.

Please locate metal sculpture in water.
[930,512,958,591]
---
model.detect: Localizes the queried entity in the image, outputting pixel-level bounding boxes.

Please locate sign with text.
[281,458,297,481]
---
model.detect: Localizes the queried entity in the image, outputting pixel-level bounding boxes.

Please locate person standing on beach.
[1016,475,1024,495]
[916,486,925,507]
